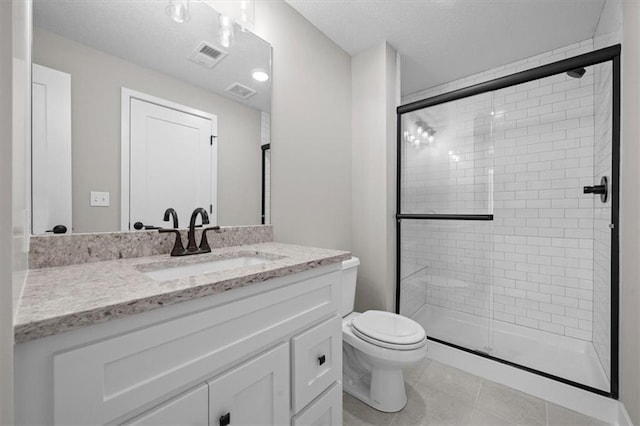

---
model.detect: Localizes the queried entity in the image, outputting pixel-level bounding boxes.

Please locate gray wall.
[0,2,13,423]
[33,28,262,233]
[351,42,398,312]
[254,1,352,251]
[621,1,640,422]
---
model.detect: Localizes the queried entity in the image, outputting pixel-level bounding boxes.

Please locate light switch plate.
[90,191,110,207]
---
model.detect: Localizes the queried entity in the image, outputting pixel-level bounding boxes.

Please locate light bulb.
[166,0,190,23]
[428,134,435,143]
[417,126,423,134]
[219,14,234,48]
[252,70,269,82]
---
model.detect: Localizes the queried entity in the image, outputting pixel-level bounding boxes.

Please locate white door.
[126,91,216,229]
[32,64,72,234]
[208,344,290,426]
[121,384,208,426]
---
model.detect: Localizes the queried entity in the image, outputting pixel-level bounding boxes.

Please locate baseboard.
[619,402,634,426]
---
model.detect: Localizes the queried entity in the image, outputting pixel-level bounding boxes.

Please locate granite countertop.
[15,242,351,344]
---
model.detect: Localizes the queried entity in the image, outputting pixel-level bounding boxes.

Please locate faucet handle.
[159,229,186,256]
[199,226,221,253]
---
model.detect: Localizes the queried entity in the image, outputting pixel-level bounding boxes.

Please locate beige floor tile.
[405,357,432,387]
[476,381,546,426]
[546,403,611,426]
[468,408,516,426]
[417,361,482,403]
[343,392,397,426]
[391,383,475,426]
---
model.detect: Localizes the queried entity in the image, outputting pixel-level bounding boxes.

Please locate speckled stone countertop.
[15,243,351,344]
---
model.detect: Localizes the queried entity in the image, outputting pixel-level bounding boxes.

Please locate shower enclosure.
[396,45,620,397]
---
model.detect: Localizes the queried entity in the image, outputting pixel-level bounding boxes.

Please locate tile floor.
[343,359,611,426]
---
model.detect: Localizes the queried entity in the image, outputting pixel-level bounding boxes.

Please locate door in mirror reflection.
[126,91,217,230]
[32,64,72,235]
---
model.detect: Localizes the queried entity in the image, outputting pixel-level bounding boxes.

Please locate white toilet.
[341,257,427,412]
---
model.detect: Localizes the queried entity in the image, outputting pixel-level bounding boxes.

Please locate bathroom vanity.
[14,228,348,425]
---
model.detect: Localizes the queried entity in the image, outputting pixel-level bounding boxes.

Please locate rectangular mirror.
[31,0,272,235]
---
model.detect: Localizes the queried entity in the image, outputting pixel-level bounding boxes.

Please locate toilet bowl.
[341,258,427,412]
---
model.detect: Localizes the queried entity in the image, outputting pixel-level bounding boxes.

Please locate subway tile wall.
[399,39,615,343]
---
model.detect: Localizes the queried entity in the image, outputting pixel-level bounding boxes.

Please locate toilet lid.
[351,311,426,349]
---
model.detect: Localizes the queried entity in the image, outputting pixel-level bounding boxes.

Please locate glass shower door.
[398,91,495,354]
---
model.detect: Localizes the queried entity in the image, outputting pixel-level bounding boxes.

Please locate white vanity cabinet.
[14,263,345,426]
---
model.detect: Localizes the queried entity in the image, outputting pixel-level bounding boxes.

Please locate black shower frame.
[395,44,621,399]
[261,143,270,225]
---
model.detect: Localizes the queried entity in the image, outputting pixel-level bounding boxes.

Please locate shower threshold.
[411,305,610,393]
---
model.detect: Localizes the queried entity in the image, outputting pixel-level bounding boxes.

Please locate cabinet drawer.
[121,384,208,426]
[291,315,342,412]
[292,382,342,426]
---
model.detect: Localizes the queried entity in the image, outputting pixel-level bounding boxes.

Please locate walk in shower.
[396,45,620,397]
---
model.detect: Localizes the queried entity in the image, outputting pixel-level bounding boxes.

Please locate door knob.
[133,222,162,230]
[45,225,67,234]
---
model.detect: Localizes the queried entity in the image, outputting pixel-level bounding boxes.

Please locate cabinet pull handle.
[318,354,326,366]
[220,412,231,426]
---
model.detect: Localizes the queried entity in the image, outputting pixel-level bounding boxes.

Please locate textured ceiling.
[34,0,272,111]
[285,0,606,96]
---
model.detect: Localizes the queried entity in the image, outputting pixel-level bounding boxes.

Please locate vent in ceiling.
[226,83,256,99]
[189,41,227,68]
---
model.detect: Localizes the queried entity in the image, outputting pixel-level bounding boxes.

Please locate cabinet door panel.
[122,384,208,426]
[208,344,289,426]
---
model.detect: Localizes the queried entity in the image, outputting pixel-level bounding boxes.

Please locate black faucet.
[159,208,221,257]
[186,208,210,253]
[163,208,179,228]
[159,208,185,256]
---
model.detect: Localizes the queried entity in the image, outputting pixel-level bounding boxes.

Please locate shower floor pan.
[412,304,610,392]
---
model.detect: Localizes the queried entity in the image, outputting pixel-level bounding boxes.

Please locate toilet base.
[343,368,408,412]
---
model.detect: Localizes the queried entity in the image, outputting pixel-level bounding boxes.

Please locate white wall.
[620,0,640,422]
[351,42,398,311]
[12,0,30,316]
[33,28,262,232]
[0,1,14,422]
[254,1,352,251]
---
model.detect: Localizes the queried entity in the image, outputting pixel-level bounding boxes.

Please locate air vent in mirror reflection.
[188,41,228,69]
[225,82,256,99]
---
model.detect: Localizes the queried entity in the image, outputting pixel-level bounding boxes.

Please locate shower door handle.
[583,185,605,194]
[583,176,608,203]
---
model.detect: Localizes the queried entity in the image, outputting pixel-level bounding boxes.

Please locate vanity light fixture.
[219,14,234,48]
[252,69,269,82]
[406,120,436,147]
[166,0,191,23]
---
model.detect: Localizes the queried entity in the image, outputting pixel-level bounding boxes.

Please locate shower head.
[567,68,586,79]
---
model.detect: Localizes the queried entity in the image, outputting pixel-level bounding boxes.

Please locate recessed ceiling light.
[252,70,269,82]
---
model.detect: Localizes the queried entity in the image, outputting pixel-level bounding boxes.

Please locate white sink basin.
[144,256,271,281]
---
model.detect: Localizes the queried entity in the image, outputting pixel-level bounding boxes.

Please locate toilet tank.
[340,257,360,317]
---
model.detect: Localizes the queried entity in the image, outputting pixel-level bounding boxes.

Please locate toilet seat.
[350,310,426,351]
